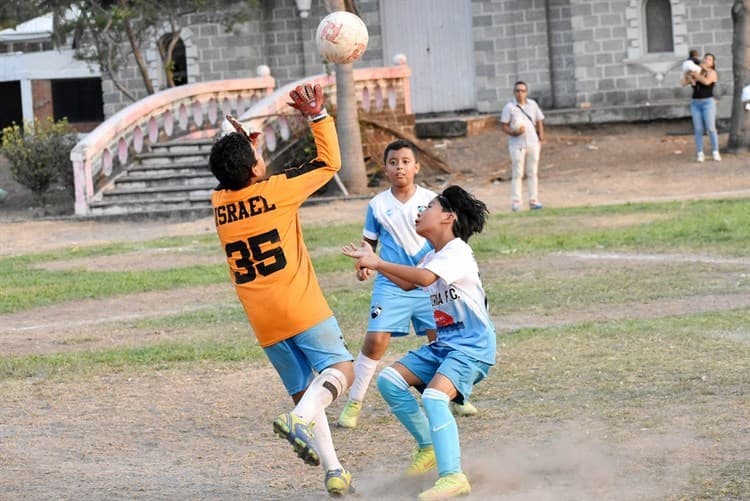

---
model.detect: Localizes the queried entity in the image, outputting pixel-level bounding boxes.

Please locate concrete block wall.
[100,0,736,119]
[359,111,415,176]
[569,0,733,108]
[472,0,556,112]
[103,0,385,118]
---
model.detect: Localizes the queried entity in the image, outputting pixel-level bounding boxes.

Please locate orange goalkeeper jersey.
[212,116,340,347]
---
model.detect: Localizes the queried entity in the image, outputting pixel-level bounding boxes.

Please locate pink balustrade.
[70,62,412,216]
[237,65,412,155]
[70,77,275,216]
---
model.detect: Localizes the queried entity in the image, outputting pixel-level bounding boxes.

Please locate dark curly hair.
[436,185,489,242]
[209,132,257,190]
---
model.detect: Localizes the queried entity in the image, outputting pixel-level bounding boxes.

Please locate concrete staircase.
[88,139,216,220]
[87,113,500,220]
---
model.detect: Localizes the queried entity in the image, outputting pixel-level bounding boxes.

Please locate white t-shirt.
[420,238,496,365]
[500,98,544,150]
[364,185,436,294]
[682,59,701,74]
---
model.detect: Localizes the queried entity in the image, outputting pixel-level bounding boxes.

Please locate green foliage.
[0,1,43,30]
[44,0,261,100]
[0,118,77,207]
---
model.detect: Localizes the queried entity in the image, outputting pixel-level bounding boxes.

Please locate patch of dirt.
[2,119,750,499]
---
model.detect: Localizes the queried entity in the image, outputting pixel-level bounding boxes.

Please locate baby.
[682,49,701,75]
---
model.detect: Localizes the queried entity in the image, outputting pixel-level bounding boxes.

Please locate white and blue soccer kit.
[364,186,437,335]
[400,237,496,398]
[377,238,496,478]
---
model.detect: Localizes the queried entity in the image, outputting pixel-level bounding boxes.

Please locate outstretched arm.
[343,241,438,291]
[355,237,377,281]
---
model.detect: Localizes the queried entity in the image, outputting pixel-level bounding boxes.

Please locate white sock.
[311,408,342,472]
[348,352,379,402]
[293,367,348,421]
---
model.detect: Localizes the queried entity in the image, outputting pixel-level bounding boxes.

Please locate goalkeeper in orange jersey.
[208,83,354,497]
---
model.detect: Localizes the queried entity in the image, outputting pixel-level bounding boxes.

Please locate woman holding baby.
[682,52,721,163]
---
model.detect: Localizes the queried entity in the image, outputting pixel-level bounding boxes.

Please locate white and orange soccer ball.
[315,11,369,64]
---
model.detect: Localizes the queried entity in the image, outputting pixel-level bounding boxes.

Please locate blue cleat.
[272,412,320,466]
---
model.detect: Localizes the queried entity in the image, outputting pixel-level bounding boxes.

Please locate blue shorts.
[263,316,353,395]
[367,289,435,336]
[399,342,491,404]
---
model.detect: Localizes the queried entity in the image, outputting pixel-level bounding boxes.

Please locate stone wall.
[102,0,384,118]
[100,0,736,119]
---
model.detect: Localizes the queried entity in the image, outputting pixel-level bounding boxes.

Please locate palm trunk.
[728,0,750,152]
[335,63,368,194]
[324,0,368,194]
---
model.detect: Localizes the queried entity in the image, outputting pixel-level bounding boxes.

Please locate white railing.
[235,63,412,166]
[71,61,413,216]
[71,75,275,215]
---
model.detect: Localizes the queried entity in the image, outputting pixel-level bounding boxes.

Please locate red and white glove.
[287,83,327,120]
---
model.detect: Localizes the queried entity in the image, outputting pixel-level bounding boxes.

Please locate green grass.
[0,264,227,313]
[499,309,750,415]
[472,198,750,258]
[2,198,748,313]
[0,337,265,381]
[485,261,749,314]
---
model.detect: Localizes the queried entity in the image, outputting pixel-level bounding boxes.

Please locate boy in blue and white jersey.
[337,140,437,429]
[338,140,479,429]
[343,185,495,499]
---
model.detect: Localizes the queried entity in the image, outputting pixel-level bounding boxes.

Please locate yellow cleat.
[404,445,437,477]
[336,400,362,429]
[450,400,478,417]
[325,468,355,497]
[417,472,471,500]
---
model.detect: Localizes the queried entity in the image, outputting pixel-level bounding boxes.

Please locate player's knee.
[377,366,409,404]
[422,387,450,420]
[362,332,390,358]
[318,367,348,402]
[329,360,354,387]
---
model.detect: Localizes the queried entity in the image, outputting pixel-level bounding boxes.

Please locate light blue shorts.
[367,289,436,337]
[263,316,353,395]
[399,342,491,404]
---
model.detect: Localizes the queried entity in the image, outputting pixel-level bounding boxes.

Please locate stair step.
[150,140,215,154]
[99,186,213,203]
[115,174,216,190]
[89,199,212,218]
[136,151,209,166]
[87,206,214,221]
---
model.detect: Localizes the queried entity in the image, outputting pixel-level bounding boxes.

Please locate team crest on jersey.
[370,305,383,319]
[434,310,455,328]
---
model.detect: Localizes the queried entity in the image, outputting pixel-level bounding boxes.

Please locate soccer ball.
[315,11,369,64]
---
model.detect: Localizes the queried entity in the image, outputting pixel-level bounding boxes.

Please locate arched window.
[645,0,673,53]
[159,35,188,86]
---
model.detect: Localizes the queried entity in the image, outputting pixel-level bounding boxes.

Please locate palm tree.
[324,0,368,194]
[728,0,750,152]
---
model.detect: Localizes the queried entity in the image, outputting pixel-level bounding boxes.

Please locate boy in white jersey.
[337,140,476,430]
[343,185,495,500]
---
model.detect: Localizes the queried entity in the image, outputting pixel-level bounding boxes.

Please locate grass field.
[1,198,749,499]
